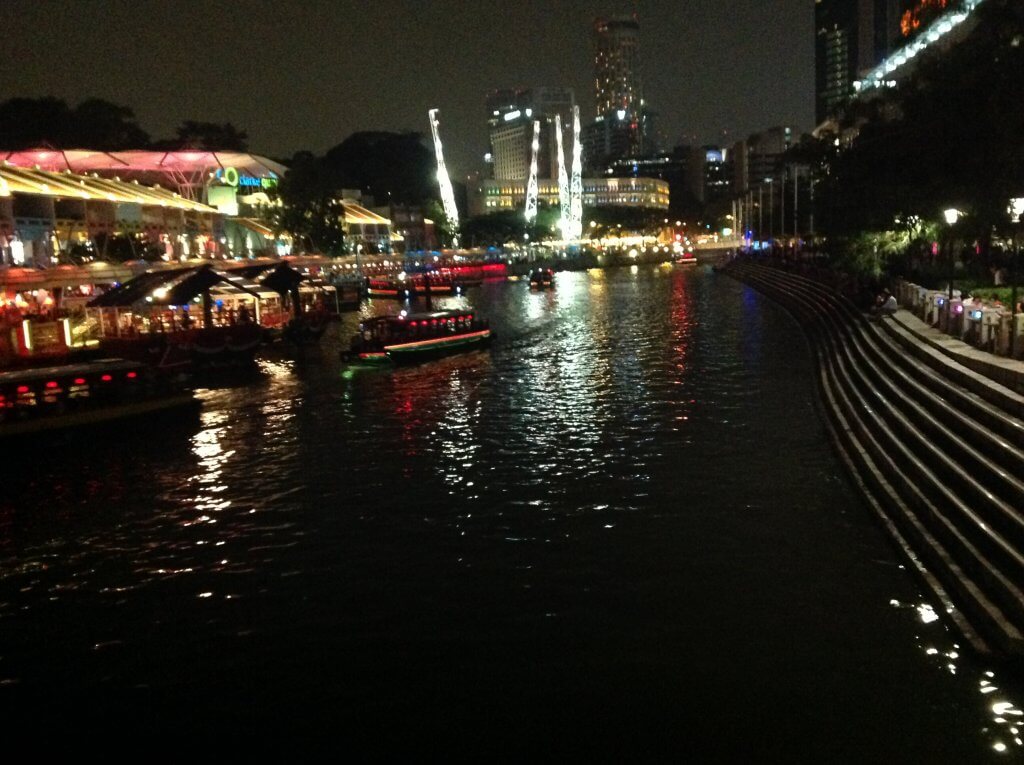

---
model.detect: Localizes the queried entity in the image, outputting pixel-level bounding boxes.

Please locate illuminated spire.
[569,105,583,241]
[428,108,460,244]
[524,120,541,225]
[555,115,570,239]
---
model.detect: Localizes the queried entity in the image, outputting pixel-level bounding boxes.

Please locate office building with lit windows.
[815,0,903,123]
[485,87,575,181]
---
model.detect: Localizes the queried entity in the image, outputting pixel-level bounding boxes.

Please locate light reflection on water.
[0,267,1020,756]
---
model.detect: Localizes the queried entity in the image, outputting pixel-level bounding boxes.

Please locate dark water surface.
[1,267,1021,759]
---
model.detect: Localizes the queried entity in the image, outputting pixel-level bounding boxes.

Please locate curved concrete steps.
[725,261,1024,657]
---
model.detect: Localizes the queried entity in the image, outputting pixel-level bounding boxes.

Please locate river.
[0,265,1019,759]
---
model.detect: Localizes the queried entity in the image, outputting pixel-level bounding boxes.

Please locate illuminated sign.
[214,167,278,190]
[901,0,950,39]
[503,110,522,122]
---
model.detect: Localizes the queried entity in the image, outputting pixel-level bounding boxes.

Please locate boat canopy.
[88,264,263,308]
[229,262,306,295]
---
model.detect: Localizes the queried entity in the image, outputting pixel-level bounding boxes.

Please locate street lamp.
[944,208,961,303]
[1009,199,1024,357]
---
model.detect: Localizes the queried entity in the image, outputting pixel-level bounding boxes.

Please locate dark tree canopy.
[273,151,346,256]
[323,132,437,205]
[161,120,250,152]
[0,97,150,150]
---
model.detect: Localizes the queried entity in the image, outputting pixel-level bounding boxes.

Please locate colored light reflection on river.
[0,266,1019,758]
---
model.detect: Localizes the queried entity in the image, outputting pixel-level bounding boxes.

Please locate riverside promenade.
[724,257,1024,661]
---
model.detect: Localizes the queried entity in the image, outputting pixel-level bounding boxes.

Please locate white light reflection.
[917,603,939,624]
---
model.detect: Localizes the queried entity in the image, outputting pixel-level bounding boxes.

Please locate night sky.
[0,0,813,177]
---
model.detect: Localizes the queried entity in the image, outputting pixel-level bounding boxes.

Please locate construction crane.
[555,115,570,239]
[569,106,583,241]
[428,108,460,245]
[524,120,541,225]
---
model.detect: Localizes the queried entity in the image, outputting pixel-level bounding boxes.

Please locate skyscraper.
[588,14,653,168]
[815,0,902,124]
[593,15,642,119]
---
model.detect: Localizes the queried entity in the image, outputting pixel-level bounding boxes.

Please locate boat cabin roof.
[0,358,139,386]
[362,310,476,326]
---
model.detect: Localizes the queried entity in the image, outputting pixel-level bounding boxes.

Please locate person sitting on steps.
[870,288,898,319]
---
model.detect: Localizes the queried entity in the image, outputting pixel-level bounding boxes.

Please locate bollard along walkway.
[724,259,1024,661]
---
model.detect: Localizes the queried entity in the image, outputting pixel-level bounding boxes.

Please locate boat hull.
[0,392,199,440]
[384,329,492,364]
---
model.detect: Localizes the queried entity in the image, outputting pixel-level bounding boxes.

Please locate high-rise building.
[815,0,903,123]
[732,127,794,193]
[589,14,653,165]
[593,15,642,118]
[485,87,575,181]
[856,0,986,97]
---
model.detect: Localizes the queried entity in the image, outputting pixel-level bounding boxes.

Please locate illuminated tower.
[569,106,583,241]
[593,15,642,119]
[555,114,570,238]
[524,120,541,224]
[428,108,460,243]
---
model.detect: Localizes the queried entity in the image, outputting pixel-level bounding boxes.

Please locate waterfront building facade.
[0,162,224,269]
[468,176,669,217]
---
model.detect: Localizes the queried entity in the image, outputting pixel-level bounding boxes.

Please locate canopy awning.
[0,163,219,213]
[88,264,262,307]
[1,149,287,181]
[342,201,391,226]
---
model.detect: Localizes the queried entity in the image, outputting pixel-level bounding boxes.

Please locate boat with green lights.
[343,310,492,364]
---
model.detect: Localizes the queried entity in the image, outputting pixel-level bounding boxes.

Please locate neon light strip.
[385,329,490,352]
[855,0,984,93]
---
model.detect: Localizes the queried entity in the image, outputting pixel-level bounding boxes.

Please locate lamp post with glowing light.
[944,208,960,303]
[1010,198,1024,358]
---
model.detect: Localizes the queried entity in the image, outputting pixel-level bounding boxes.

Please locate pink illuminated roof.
[0,149,287,179]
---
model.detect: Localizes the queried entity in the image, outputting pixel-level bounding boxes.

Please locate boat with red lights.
[343,310,492,364]
[0,358,198,439]
[366,273,460,299]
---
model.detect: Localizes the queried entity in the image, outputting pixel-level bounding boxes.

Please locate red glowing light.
[101,374,113,382]
[45,381,58,388]
[126,371,138,379]
[74,378,86,385]
[16,385,30,394]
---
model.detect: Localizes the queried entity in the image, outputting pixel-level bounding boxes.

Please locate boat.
[366,273,459,299]
[0,358,198,439]
[673,251,698,266]
[529,268,555,290]
[343,310,492,364]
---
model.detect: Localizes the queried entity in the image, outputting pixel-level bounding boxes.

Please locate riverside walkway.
[724,258,1024,661]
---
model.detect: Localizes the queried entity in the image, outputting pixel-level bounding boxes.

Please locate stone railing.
[894,280,1024,360]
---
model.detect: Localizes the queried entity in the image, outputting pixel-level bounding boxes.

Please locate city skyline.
[0,0,814,176]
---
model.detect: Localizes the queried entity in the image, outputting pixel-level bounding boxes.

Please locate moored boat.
[366,273,459,299]
[528,268,555,290]
[0,358,198,439]
[343,310,492,364]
